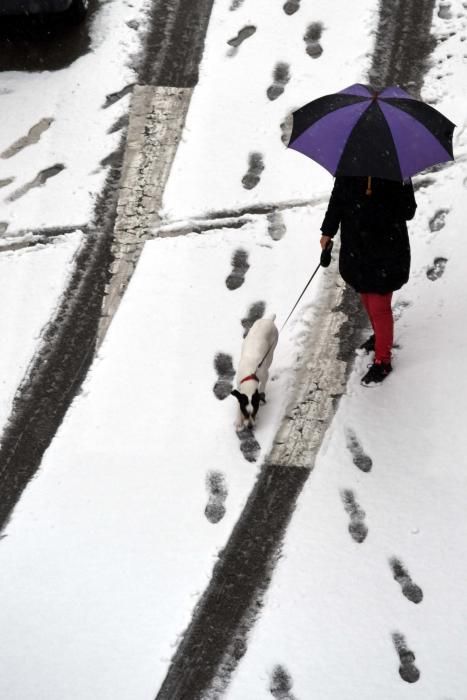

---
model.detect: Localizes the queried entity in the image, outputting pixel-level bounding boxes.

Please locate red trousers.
[360,292,393,363]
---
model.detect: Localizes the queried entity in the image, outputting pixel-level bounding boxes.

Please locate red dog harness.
[240,373,259,385]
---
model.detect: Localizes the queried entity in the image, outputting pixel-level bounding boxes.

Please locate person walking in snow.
[320,175,417,386]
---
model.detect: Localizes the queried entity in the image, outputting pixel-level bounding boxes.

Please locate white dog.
[231,315,279,430]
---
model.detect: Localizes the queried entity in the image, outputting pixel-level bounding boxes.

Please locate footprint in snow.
[341,489,368,543]
[205,471,228,523]
[426,257,448,281]
[7,164,65,203]
[283,0,301,15]
[389,557,423,604]
[229,0,245,9]
[345,427,372,473]
[242,152,265,190]
[103,83,134,109]
[269,664,298,699]
[108,114,129,135]
[280,113,294,145]
[392,632,420,683]
[0,222,9,235]
[213,352,235,400]
[267,210,286,241]
[237,426,261,463]
[438,1,452,19]
[227,25,256,55]
[266,62,291,101]
[226,248,250,290]
[429,208,449,232]
[241,301,266,338]
[0,177,14,189]
[392,299,410,322]
[304,22,324,59]
[1,117,53,159]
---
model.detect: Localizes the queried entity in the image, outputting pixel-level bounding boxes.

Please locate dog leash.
[256,240,333,371]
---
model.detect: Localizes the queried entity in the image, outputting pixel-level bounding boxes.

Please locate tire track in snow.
[0,0,217,531]
[156,464,309,700]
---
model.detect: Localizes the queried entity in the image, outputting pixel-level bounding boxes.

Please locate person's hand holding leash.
[320,236,333,267]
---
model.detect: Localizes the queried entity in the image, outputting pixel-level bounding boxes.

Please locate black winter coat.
[320,176,417,294]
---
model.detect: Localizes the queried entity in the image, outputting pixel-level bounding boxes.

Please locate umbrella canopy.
[287,83,455,180]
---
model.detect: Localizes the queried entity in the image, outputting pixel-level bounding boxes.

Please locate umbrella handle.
[320,239,333,267]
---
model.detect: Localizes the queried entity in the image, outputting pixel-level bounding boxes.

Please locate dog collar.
[240,373,259,385]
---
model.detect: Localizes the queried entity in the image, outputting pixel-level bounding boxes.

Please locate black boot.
[361,361,392,386]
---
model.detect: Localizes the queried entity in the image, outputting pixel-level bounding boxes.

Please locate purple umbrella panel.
[287,83,455,180]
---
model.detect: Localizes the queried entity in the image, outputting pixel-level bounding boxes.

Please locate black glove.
[320,239,333,267]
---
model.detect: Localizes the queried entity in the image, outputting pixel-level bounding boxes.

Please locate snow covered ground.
[0,0,151,233]
[1,0,467,698]
[0,0,152,438]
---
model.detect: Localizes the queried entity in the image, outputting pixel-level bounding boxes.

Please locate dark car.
[0,0,88,22]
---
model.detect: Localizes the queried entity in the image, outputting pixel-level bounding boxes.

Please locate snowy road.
[1,0,467,698]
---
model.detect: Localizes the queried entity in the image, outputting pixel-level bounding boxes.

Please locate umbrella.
[287,83,455,181]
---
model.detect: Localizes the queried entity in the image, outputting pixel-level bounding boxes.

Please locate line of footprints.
[226,1,324,193]
[342,427,423,684]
